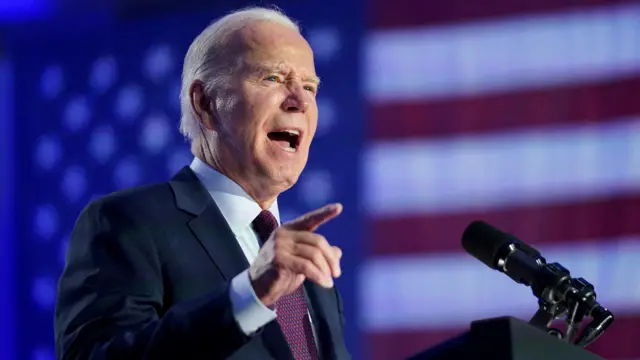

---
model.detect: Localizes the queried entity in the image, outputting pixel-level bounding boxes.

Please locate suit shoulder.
[100,182,173,205]
[82,182,175,220]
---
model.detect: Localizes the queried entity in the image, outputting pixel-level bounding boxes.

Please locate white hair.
[179,6,301,141]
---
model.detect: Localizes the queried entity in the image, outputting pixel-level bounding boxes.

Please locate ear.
[189,80,216,131]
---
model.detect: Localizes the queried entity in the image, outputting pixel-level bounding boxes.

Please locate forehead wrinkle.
[231,22,318,84]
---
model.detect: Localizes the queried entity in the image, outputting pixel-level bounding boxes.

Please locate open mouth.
[268,129,301,153]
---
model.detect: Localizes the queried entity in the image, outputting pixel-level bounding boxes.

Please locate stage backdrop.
[359,1,640,359]
[7,2,364,359]
[5,1,639,359]
[0,55,16,360]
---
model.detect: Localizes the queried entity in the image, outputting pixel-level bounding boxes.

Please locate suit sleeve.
[54,199,252,360]
[336,288,346,331]
[335,287,352,359]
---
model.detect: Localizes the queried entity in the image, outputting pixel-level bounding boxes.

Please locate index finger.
[284,203,343,232]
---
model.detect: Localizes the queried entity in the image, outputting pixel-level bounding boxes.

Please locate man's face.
[210,21,319,197]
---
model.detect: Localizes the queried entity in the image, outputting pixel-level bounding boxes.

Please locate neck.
[192,139,278,210]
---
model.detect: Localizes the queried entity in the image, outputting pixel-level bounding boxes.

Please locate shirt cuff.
[230,268,277,335]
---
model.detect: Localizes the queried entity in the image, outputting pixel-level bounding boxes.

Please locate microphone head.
[461,220,511,269]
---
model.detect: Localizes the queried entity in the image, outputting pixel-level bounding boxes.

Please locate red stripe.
[369,194,640,255]
[364,314,640,360]
[369,77,640,140]
[370,0,630,29]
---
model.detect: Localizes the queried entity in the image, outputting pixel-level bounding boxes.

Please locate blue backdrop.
[1,57,16,360]
[6,2,365,359]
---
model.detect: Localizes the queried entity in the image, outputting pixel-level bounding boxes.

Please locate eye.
[265,75,281,82]
[304,85,317,94]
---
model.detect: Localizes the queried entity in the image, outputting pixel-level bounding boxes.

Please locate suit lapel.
[169,166,344,359]
[305,281,339,360]
[188,205,249,279]
[169,166,248,279]
[169,166,293,359]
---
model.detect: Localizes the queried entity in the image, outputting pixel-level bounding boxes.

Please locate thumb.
[284,203,343,232]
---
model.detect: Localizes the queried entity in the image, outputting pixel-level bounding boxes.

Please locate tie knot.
[252,210,279,244]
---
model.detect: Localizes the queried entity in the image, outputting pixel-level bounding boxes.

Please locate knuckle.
[272,228,286,240]
[333,246,342,255]
[311,233,325,244]
[302,261,316,275]
[272,250,286,265]
[272,236,289,252]
[311,250,324,265]
[272,238,283,251]
[318,234,329,245]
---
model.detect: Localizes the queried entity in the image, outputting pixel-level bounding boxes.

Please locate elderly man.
[55,6,350,360]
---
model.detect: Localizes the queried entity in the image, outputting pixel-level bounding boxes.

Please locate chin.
[266,166,303,191]
[275,171,301,189]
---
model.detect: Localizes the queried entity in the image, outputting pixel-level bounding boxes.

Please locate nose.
[281,84,309,113]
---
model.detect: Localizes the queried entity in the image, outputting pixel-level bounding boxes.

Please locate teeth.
[282,129,300,136]
[275,142,296,152]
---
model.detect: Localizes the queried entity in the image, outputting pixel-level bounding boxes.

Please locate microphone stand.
[526,271,614,347]
[563,277,593,343]
[474,227,614,350]
[517,242,570,340]
[515,241,614,347]
[529,298,567,339]
[564,295,583,343]
[571,277,615,347]
[575,306,614,347]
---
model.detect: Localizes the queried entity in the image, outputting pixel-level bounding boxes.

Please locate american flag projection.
[7,1,640,359]
[359,1,640,360]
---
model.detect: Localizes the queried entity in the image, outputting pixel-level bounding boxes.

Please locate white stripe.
[359,237,640,330]
[363,118,640,216]
[365,4,640,102]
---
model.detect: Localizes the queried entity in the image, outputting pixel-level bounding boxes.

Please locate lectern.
[407,317,604,360]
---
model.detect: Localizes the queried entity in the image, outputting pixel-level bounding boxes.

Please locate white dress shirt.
[190,157,317,342]
[190,157,278,334]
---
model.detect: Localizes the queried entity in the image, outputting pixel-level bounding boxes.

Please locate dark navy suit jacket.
[54,166,351,360]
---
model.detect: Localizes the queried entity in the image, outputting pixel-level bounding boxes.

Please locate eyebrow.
[254,64,321,85]
[307,76,321,86]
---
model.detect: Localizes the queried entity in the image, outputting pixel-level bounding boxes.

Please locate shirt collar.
[189,157,281,236]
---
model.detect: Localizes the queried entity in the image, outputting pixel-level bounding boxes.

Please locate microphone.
[461,221,552,288]
[461,220,614,346]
